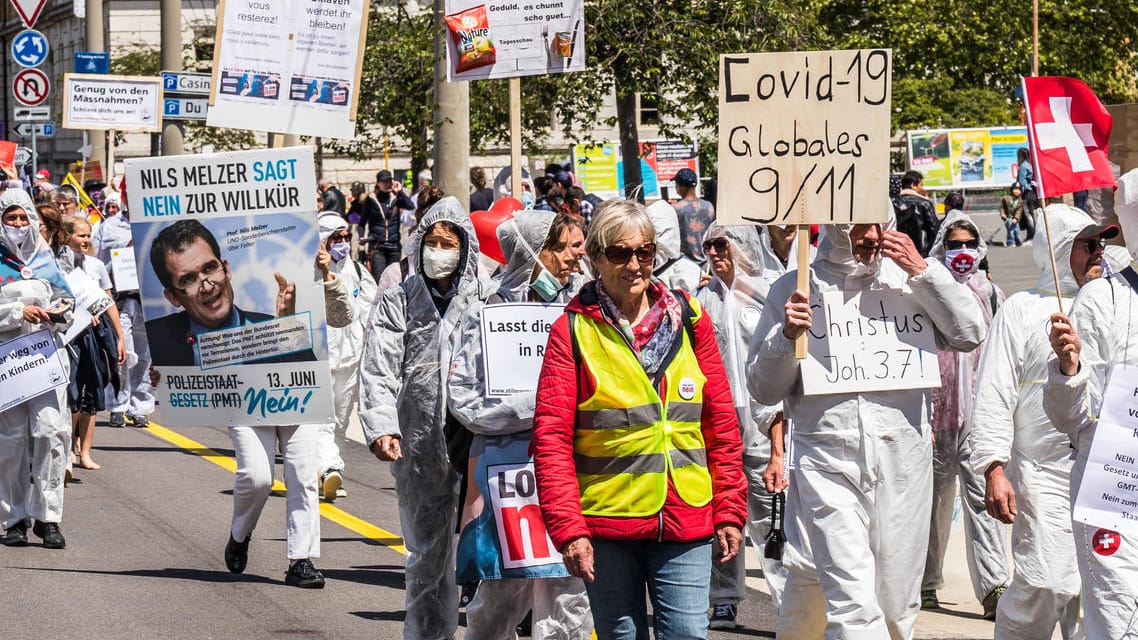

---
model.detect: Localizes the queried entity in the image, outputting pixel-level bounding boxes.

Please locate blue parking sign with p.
[163,74,178,91]
[164,99,180,116]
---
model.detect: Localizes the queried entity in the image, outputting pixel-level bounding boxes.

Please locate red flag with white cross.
[1022,76,1115,198]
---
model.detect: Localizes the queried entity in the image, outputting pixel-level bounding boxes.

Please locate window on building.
[638,93,660,126]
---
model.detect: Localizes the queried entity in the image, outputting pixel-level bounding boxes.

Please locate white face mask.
[3,224,30,245]
[328,242,351,262]
[944,248,979,276]
[422,246,461,279]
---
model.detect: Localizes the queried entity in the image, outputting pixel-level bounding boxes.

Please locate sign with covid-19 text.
[717,49,892,226]
[62,74,163,132]
[124,146,333,427]
[801,289,940,396]
[1073,364,1138,537]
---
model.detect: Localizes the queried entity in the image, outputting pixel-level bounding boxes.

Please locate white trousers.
[710,458,787,609]
[317,366,358,475]
[106,298,155,416]
[777,426,932,640]
[465,577,593,640]
[924,427,1009,600]
[229,425,320,561]
[0,385,70,529]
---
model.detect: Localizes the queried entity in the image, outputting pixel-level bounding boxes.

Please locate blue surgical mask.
[328,242,351,262]
[530,267,563,302]
[520,191,535,209]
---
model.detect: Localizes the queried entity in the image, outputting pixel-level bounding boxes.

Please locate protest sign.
[110,247,139,291]
[124,146,333,426]
[801,289,940,396]
[1073,364,1138,536]
[0,329,68,412]
[62,74,163,132]
[443,0,585,81]
[207,0,370,140]
[716,49,892,226]
[480,302,564,396]
[62,267,114,344]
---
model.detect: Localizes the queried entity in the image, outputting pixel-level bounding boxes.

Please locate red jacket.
[532,284,747,551]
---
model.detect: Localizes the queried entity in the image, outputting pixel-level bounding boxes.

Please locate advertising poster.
[573,143,620,198]
[989,127,1029,187]
[949,129,992,185]
[908,126,1028,189]
[717,49,893,226]
[208,0,370,140]
[62,74,163,132]
[444,0,585,81]
[124,146,333,426]
[574,140,700,200]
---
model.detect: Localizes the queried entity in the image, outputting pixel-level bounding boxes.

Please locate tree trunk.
[616,90,643,203]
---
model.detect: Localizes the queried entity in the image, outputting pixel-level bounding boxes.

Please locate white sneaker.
[321,471,342,502]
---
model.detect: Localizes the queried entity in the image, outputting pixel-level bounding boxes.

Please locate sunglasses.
[1079,237,1107,253]
[604,243,657,265]
[945,239,980,250]
[328,232,351,242]
[702,237,730,253]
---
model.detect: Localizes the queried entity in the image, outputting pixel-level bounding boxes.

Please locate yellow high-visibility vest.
[569,297,713,517]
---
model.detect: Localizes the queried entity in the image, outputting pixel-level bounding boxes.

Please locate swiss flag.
[1023,76,1115,198]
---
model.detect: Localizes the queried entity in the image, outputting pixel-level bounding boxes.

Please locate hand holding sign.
[782,289,813,341]
[1049,312,1081,376]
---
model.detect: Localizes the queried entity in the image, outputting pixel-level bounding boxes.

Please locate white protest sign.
[801,289,940,396]
[488,462,563,569]
[207,0,370,140]
[0,329,68,411]
[444,0,585,81]
[62,74,163,132]
[62,267,114,345]
[1073,364,1138,536]
[480,302,564,397]
[125,146,332,427]
[110,247,139,291]
[716,49,892,226]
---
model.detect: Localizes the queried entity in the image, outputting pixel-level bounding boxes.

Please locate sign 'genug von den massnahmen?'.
[717,49,892,227]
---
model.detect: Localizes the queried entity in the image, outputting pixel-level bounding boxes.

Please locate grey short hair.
[585,199,657,262]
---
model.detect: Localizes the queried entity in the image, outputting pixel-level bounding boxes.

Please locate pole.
[794,226,810,359]
[432,0,470,210]
[86,0,106,168]
[1032,0,1039,77]
[160,0,184,155]
[509,77,521,202]
[30,126,36,181]
[107,129,115,180]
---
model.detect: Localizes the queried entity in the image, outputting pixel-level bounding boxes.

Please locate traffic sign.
[74,52,109,74]
[9,0,47,28]
[12,68,48,106]
[11,29,47,68]
[163,97,208,120]
[161,71,211,96]
[13,122,52,137]
[13,105,49,121]
[14,147,31,166]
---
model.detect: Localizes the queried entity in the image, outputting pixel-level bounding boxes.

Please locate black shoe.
[127,414,149,428]
[2,522,27,547]
[285,559,325,589]
[32,521,65,549]
[225,534,251,574]
[108,412,126,428]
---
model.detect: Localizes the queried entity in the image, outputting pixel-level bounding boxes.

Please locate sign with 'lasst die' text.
[480,302,564,397]
[801,289,940,396]
[717,49,892,226]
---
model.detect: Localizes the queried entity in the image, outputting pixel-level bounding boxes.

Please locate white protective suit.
[448,210,592,640]
[922,211,1010,603]
[756,225,816,279]
[970,204,1093,639]
[0,202,74,531]
[747,222,985,640]
[359,197,493,640]
[1043,172,1138,639]
[90,199,155,420]
[646,200,703,292]
[698,224,787,609]
[315,213,377,479]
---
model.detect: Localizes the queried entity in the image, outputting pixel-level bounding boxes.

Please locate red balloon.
[470,197,523,264]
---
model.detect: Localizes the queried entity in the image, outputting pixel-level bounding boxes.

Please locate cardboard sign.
[717,49,892,226]
[62,74,163,132]
[207,0,370,140]
[487,461,562,569]
[801,289,940,395]
[109,247,139,292]
[1073,364,1138,536]
[125,147,333,427]
[480,302,564,397]
[0,329,68,411]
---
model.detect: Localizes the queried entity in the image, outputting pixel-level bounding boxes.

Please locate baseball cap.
[35,169,49,180]
[1076,223,1120,241]
[376,169,393,182]
[674,168,698,187]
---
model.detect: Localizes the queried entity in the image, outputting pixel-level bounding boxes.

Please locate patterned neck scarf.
[597,279,682,376]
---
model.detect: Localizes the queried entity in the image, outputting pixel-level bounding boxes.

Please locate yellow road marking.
[143,422,406,555]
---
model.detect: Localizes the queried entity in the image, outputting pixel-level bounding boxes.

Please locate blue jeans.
[1005,218,1021,246]
[585,538,713,640]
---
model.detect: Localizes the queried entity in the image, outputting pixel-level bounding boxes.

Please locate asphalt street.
[4,220,1041,639]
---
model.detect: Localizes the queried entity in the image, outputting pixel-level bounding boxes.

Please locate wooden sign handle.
[795,225,810,360]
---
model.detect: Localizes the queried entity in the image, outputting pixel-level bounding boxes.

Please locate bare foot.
[79,456,101,470]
